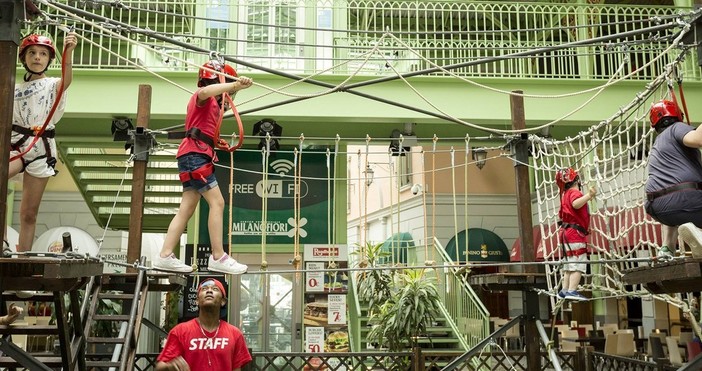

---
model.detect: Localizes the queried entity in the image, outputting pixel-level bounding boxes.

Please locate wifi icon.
[270,159,295,175]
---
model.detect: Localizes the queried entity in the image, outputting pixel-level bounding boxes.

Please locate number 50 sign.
[305,327,325,353]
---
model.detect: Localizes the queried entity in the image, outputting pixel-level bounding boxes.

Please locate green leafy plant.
[352,242,394,316]
[163,290,182,333]
[367,269,442,352]
[93,297,123,337]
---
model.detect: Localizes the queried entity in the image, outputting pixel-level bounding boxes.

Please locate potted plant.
[367,269,442,351]
[93,297,123,338]
[89,296,123,355]
[352,242,394,316]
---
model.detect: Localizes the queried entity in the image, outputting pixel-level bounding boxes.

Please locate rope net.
[528,53,695,313]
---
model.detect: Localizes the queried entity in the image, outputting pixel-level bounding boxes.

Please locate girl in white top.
[8,32,76,252]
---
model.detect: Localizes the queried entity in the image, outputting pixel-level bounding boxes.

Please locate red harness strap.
[179,162,214,183]
[566,248,588,257]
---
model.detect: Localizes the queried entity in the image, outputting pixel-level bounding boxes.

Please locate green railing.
[417,237,490,350]
[346,255,363,352]
[31,0,694,80]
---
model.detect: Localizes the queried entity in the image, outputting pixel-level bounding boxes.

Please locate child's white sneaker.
[208,254,247,275]
[152,253,193,273]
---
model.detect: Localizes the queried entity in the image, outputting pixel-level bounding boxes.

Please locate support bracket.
[0,0,22,44]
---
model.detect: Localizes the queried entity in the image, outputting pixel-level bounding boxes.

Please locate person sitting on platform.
[0,303,24,326]
[156,278,251,371]
[645,99,702,259]
[555,167,596,301]
[153,60,252,275]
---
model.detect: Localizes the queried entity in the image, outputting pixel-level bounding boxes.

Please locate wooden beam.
[0,0,21,245]
[469,273,548,292]
[127,85,152,272]
[511,90,541,371]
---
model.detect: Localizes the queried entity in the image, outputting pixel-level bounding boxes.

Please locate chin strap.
[22,66,49,82]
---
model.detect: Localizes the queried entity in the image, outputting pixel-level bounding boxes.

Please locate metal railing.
[427,237,490,350]
[136,349,692,370]
[346,251,363,352]
[30,0,693,80]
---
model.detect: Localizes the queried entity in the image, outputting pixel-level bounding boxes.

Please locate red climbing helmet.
[649,100,683,128]
[556,168,579,191]
[19,34,56,60]
[198,61,237,86]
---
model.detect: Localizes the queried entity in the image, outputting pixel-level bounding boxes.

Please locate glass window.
[239,272,293,352]
[206,1,230,54]
[397,155,411,187]
[245,0,302,70]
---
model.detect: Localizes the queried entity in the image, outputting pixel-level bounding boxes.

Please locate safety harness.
[185,127,215,148]
[177,58,246,184]
[646,182,702,202]
[558,221,589,257]
[178,128,216,183]
[10,125,57,172]
[179,162,215,184]
[643,74,699,202]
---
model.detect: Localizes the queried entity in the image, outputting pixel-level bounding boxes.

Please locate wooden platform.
[100,271,187,292]
[468,273,548,291]
[622,257,702,294]
[0,257,103,292]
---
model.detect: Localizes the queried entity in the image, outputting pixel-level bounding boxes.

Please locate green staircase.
[57,140,181,232]
[356,304,465,351]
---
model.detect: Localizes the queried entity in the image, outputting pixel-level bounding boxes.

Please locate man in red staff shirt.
[156,279,251,371]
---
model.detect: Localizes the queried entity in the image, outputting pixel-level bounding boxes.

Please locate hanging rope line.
[20,2,702,327]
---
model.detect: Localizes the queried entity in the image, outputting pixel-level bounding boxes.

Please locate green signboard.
[198,149,335,244]
[444,228,509,263]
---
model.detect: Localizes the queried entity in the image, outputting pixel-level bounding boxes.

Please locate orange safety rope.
[677,82,691,126]
[10,41,68,163]
[667,78,691,126]
[212,67,244,153]
[216,92,245,152]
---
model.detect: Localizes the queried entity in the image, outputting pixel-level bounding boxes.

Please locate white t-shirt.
[11,78,67,177]
[13,77,66,131]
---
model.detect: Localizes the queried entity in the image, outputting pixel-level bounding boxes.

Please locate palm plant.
[367,269,442,351]
[352,242,394,316]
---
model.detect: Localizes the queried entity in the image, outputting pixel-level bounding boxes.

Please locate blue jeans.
[177,153,218,193]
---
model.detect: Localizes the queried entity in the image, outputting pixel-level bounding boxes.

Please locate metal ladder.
[84,257,149,370]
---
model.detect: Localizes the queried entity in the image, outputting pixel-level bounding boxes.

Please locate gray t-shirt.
[645,122,702,212]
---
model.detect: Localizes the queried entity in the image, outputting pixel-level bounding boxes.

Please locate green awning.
[380,232,414,264]
[445,228,509,263]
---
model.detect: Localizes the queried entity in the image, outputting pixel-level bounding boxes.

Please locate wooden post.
[127,85,151,272]
[511,90,541,370]
[412,346,422,371]
[0,0,22,246]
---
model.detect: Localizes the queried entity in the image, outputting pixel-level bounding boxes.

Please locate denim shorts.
[177,153,218,193]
